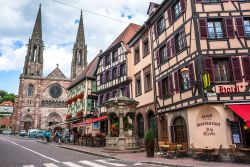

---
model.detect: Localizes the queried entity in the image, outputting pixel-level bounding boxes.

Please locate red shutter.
[167,40,171,58]
[242,57,250,81]
[103,71,106,83]
[195,0,202,3]
[235,17,245,38]
[117,64,120,77]
[156,50,160,65]
[171,37,176,56]
[110,68,113,80]
[167,8,172,25]
[203,57,215,82]
[231,57,242,82]
[225,17,235,39]
[198,18,208,39]
[180,0,186,11]
[174,72,180,93]
[188,63,195,86]
[168,74,174,95]
[158,80,163,99]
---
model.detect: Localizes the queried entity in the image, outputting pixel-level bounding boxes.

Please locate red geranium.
[66,114,72,120]
[77,92,84,99]
[76,111,83,118]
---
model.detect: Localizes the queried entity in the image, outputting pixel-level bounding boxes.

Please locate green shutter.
[82,100,85,111]
[87,99,92,111]
[92,81,97,93]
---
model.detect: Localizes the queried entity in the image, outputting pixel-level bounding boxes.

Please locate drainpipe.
[149,25,159,145]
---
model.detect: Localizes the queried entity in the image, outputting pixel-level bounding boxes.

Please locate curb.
[141,161,194,167]
[36,140,118,160]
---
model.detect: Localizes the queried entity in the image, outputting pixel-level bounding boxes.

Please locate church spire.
[76,10,85,44]
[22,5,44,77]
[32,4,42,40]
[71,10,88,79]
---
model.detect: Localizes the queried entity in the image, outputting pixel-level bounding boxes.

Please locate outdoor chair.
[158,141,166,157]
[191,143,203,160]
[229,144,247,163]
[210,144,222,161]
[166,144,177,159]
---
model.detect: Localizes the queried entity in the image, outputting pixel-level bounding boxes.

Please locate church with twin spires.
[13,5,87,131]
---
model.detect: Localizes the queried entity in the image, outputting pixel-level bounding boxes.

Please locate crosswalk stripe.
[23,165,35,167]
[43,163,59,167]
[63,162,84,167]
[96,160,126,166]
[79,160,106,167]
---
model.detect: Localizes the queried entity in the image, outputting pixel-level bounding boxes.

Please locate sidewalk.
[37,140,249,167]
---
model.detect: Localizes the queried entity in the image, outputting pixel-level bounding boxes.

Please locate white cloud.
[0,0,163,92]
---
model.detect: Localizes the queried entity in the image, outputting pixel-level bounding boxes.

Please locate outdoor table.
[159,144,170,156]
[201,147,215,161]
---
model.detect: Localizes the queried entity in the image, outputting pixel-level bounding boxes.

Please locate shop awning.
[72,116,108,127]
[228,104,250,127]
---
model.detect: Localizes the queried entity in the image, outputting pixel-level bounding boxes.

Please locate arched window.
[32,45,37,62]
[137,114,144,138]
[171,116,187,144]
[27,84,34,96]
[78,49,82,65]
[148,111,156,138]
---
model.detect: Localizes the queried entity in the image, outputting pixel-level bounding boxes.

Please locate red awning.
[72,116,108,127]
[228,104,250,127]
[92,116,108,123]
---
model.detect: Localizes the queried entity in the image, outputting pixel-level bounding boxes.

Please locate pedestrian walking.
[58,131,62,144]
[44,130,51,143]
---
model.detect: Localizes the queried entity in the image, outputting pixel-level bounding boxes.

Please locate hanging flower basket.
[76,111,83,118]
[78,92,84,99]
[66,114,72,120]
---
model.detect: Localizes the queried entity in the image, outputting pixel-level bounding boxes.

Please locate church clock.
[49,83,62,98]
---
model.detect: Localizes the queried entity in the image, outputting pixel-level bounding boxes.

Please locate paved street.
[0,135,162,167]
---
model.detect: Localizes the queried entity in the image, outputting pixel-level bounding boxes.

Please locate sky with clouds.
[0,0,162,94]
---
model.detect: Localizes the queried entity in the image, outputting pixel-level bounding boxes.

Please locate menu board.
[230,121,242,144]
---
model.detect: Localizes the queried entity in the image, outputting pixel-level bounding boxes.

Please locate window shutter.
[168,74,174,95]
[126,86,130,97]
[167,40,171,58]
[188,63,195,86]
[203,57,215,82]
[171,37,176,56]
[242,57,250,81]
[167,8,172,25]
[103,57,106,67]
[231,57,242,82]
[198,18,208,39]
[195,0,202,3]
[235,17,245,38]
[156,50,160,65]
[110,68,112,80]
[103,94,106,102]
[87,99,92,111]
[103,71,106,83]
[154,23,158,37]
[117,64,120,77]
[174,72,180,93]
[180,0,186,11]
[225,17,235,38]
[97,95,100,106]
[158,80,163,99]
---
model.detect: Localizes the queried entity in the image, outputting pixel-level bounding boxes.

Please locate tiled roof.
[106,23,141,52]
[0,101,13,106]
[67,54,100,90]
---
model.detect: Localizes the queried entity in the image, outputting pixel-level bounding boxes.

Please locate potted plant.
[145,128,155,157]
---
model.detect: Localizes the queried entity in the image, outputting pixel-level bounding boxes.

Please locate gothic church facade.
[14,5,87,131]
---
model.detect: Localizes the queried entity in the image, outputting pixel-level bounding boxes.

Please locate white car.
[2,130,12,135]
[19,130,27,136]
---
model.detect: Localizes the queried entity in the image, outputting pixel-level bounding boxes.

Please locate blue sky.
[0,0,162,94]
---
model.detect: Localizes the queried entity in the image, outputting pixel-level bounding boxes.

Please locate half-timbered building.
[130,0,250,148]
[96,23,141,113]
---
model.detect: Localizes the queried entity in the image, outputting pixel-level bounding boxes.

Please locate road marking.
[63,162,84,167]
[79,160,106,167]
[23,165,35,167]
[96,159,126,166]
[134,163,143,166]
[0,136,60,163]
[44,163,59,167]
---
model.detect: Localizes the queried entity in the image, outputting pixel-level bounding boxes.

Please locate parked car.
[36,130,45,139]
[28,129,40,138]
[19,130,27,136]
[2,129,12,135]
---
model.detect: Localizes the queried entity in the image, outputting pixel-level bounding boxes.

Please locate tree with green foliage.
[0,90,15,103]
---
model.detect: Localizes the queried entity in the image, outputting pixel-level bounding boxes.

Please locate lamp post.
[180,67,190,90]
